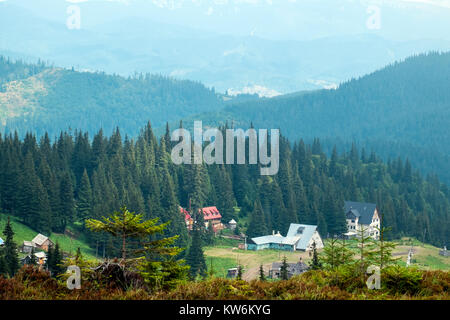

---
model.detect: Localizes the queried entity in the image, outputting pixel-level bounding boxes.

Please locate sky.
[1,0,450,93]
[2,0,450,41]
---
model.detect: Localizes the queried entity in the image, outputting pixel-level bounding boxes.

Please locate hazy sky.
[3,0,450,41]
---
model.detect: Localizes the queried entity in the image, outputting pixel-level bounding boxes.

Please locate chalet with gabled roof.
[247,224,324,252]
[344,201,381,239]
[31,233,54,252]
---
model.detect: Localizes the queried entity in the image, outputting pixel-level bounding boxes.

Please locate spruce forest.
[0,122,448,258]
[0,0,449,304]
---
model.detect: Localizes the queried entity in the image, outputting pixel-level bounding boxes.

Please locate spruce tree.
[371,226,399,269]
[309,241,322,270]
[355,226,377,281]
[237,265,243,280]
[0,255,6,275]
[185,220,207,280]
[29,247,37,265]
[259,264,266,281]
[57,172,75,232]
[2,217,19,277]
[280,256,289,280]
[246,200,268,239]
[76,169,92,226]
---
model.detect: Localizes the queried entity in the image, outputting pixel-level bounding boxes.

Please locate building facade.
[247,224,324,252]
[180,206,224,232]
[344,201,381,239]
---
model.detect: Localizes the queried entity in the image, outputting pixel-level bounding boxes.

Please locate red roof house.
[180,206,224,232]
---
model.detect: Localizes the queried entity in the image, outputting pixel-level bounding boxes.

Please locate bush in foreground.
[0,264,448,300]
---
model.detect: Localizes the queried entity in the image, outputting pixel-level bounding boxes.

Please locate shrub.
[382,266,423,295]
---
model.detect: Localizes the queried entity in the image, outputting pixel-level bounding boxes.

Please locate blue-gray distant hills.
[2,1,450,94]
[190,52,450,184]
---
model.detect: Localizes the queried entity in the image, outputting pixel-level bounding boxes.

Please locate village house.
[226,267,239,279]
[344,201,381,239]
[22,240,37,253]
[0,237,4,246]
[180,206,224,232]
[247,224,324,252]
[228,219,237,230]
[31,233,54,251]
[269,259,309,279]
[21,251,47,266]
[439,246,450,257]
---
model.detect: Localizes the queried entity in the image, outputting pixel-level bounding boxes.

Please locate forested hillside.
[0,57,224,137]
[0,123,448,258]
[2,53,450,184]
[195,52,450,183]
[0,56,48,88]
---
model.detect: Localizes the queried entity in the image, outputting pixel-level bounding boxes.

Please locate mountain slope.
[196,52,450,183]
[0,215,96,259]
[0,59,225,137]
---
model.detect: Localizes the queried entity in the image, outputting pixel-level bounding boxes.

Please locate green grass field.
[0,214,97,260]
[206,256,238,278]
[204,236,449,280]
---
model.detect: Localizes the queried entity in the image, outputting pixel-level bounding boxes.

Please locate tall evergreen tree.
[185,220,207,280]
[76,169,92,226]
[246,200,268,239]
[2,217,19,277]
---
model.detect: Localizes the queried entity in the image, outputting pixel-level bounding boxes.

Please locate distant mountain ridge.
[1,52,449,184]
[0,57,225,137]
[194,51,450,183]
[2,1,450,93]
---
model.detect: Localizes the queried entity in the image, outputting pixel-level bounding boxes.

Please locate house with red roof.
[180,206,224,232]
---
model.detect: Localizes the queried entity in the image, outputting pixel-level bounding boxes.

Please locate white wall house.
[344,201,381,240]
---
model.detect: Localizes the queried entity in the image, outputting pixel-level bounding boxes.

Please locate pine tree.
[52,243,64,276]
[57,172,75,232]
[2,217,19,277]
[86,206,172,260]
[321,237,340,270]
[157,139,188,247]
[0,255,6,275]
[280,256,289,280]
[29,247,37,266]
[185,220,207,280]
[355,226,377,281]
[237,265,243,280]
[246,200,268,239]
[205,221,216,246]
[76,169,92,226]
[259,264,266,281]
[309,241,322,270]
[371,226,399,269]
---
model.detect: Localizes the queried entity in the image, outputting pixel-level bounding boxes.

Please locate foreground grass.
[1,265,448,300]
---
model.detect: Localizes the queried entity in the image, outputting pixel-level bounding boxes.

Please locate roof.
[251,234,302,246]
[23,240,36,247]
[271,261,309,274]
[180,206,222,221]
[286,224,319,251]
[32,234,52,246]
[229,219,237,224]
[344,201,377,225]
[34,252,46,259]
[0,237,3,245]
[201,207,222,220]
